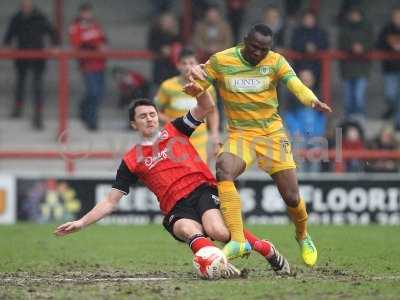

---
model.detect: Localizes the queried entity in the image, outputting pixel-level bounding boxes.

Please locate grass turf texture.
[1,224,399,300]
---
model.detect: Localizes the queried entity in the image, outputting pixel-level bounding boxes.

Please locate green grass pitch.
[1,224,399,300]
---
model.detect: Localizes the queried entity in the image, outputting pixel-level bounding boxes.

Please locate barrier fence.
[1,49,400,173]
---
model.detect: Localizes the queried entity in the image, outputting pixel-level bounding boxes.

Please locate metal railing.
[1,48,400,173]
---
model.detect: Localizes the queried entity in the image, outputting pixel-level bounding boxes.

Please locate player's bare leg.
[201,209,230,242]
[173,219,205,244]
[216,152,251,259]
[271,169,318,267]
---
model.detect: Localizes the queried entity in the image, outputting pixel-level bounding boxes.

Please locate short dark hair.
[264,4,279,12]
[128,99,157,122]
[178,48,196,61]
[247,23,273,38]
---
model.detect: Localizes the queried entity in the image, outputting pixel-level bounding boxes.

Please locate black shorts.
[163,183,220,242]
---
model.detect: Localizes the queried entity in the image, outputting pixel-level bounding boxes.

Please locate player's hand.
[183,77,204,97]
[188,64,207,81]
[312,100,332,113]
[54,220,85,236]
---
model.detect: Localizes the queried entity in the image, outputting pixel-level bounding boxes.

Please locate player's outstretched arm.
[54,189,124,236]
[286,76,332,113]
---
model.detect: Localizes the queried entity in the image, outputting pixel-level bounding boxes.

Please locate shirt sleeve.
[112,160,138,194]
[275,54,297,85]
[3,15,17,45]
[171,110,203,137]
[274,54,317,107]
[286,76,318,107]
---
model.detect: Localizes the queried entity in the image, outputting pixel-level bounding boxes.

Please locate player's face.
[131,105,159,137]
[80,9,93,21]
[21,0,33,15]
[177,56,198,77]
[243,32,273,66]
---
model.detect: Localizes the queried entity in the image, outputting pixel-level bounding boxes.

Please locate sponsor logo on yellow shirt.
[226,76,270,93]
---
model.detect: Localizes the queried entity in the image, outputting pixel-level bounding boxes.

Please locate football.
[193,246,228,280]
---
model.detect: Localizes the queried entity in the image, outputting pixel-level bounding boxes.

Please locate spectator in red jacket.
[341,120,366,172]
[69,3,107,131]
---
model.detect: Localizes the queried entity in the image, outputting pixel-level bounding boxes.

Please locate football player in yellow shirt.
[155,48,220,163]
[187,24,332,266]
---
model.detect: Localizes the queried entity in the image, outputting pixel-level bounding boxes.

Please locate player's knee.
[216,159,234,181]
[207,225,230,243]
[284,189,300,207]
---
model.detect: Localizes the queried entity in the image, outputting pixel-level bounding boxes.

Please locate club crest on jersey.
[281,139,291,154]
[259,66,271,75]
[144,148,169,170]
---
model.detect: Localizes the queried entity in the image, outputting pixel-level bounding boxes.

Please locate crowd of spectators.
[2,0,400,172]
[144,0,400,173]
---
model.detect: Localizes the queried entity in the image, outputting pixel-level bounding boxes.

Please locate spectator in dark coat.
[336,0,363,25]
[291,11,329,88]
[338,7,373,118]
[147,12,181,86]
[376,6,400,129]
[3,0,58,130]
[225,0,248,44]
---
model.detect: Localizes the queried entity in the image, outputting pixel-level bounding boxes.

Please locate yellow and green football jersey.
[199,46,297,136]
[155,76,217,162]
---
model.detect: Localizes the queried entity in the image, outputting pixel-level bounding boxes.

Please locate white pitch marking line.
[370,276,400,281]
[1,277,169,283]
